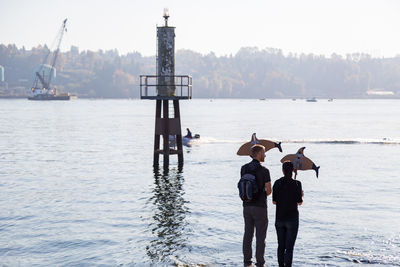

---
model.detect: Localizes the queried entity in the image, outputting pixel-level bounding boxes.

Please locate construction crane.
[32,18,67,91]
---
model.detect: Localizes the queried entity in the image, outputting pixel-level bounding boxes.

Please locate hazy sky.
[1,0,400,57]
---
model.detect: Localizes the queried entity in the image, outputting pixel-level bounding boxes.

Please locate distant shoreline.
[0,95,28,99]
[1,96,400,100]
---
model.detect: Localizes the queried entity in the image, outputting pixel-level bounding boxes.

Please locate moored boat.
[28,91,75,100]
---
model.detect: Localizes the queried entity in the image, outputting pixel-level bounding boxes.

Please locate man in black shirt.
[272,161,303,267]
[240,144,272,267]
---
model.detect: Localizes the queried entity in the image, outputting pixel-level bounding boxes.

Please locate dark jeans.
[243,206,268,267]
[275,219,299,267]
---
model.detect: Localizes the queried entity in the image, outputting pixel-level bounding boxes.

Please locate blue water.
[1,99,400,266]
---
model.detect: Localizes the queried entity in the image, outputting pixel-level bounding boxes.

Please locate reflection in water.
[146,167,190,263]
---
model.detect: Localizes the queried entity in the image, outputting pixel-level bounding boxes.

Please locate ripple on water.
[332,233,400,266]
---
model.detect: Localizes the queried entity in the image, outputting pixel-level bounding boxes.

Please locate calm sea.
[0,99,399,266]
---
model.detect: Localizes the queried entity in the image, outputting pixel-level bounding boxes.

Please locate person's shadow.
[146,166,190,263]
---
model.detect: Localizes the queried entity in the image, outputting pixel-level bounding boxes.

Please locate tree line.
[1,44,400,98]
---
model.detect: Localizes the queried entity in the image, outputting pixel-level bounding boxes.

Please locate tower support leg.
[173,100,183,167]
[162,100,170,169]
[153,100,162,167]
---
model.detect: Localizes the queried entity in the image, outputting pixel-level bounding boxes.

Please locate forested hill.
[1,44,400,98]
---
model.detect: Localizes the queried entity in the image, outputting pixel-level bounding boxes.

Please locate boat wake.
[190,137,400,145]
[283,138,400,145]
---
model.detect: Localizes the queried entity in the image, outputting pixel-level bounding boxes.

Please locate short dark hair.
[282,161,294,175]
[250,144,265,158]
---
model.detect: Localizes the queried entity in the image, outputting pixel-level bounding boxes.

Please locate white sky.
[1,0,400,57]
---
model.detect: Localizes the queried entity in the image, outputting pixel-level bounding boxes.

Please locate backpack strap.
[244,162,262,175]
[244,163,264,191]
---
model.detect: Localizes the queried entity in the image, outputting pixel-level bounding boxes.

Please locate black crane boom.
[35,71,49,89]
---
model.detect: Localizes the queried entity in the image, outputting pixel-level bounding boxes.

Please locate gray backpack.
[238,169,259,202]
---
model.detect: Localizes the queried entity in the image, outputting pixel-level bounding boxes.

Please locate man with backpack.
[239,144,272,267]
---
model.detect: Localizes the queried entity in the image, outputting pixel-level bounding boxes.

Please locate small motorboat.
[169,133,200,147]
[306,97,317,102]
[183,134,200,147]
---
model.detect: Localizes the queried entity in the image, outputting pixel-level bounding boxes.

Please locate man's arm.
[265,182,272,196]
[264,168,272,196]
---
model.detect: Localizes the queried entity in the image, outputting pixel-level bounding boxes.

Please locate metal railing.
[140,75,192,100]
